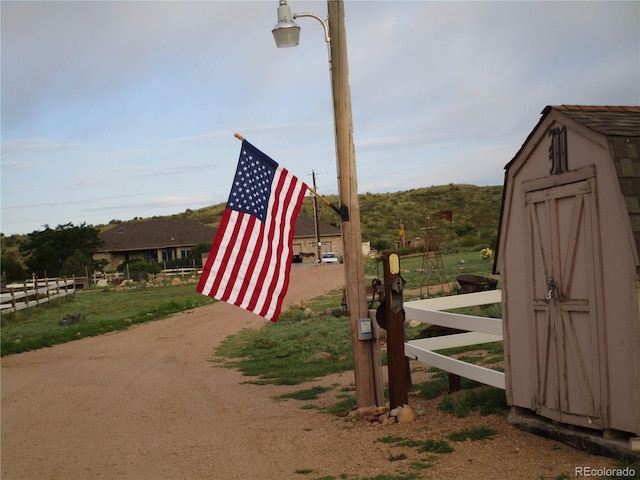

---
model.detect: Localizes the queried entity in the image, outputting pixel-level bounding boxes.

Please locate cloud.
[1,0,638,235]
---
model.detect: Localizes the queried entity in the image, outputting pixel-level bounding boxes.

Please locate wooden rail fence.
[0,277,76,313]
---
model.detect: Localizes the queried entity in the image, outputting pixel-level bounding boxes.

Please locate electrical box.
[358,318,372,340]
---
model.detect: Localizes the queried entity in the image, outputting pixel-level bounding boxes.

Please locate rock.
[307,352,331,362]
[59,313,85,326]
[389,406,403,417]
[365,413,380,422]
[96,279,109,287]
[397,405,417,424]
[171,277,183,286]
[356,405,379,418]
[373,406,389,415]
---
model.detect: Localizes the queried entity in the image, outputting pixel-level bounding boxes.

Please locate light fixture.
[272,0,301,48]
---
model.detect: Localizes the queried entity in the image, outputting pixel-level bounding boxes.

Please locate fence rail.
[161,267,202,276]
[1,278,76,313]
[403,289,505,390]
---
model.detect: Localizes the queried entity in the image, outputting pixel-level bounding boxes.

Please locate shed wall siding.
[499,110,640,435]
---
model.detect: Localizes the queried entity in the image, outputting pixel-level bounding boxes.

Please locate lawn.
[1,282,215,356]
[365,249,498,296]
[1,248,498,358]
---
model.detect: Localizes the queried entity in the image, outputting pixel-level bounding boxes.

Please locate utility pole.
[312,170,322,260]
[327,0,378,407]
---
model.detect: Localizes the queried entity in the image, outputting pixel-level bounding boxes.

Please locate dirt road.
[1,264,618,479]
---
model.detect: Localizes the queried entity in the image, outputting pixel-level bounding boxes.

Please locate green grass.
[399,439,454,454]
[273,385,333,401]
[447,426,497,442]
[365,251,498,296]
[376,435,454,455]
[1,283,215,356]
[325,394,357,416]
[375,436,406,444]
[214,308,353,385]
[438,385,508,417]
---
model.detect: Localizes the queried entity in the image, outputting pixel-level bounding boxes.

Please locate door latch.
[546,279,558,301]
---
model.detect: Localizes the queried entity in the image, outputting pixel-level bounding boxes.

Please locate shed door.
[525,174,603,429]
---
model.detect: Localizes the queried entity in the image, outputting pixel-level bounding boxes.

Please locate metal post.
[382,251,409,408]
[312,170,322,260]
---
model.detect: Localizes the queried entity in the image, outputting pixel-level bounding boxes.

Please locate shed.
[494,106,640,446]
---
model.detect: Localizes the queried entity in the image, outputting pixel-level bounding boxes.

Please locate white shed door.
[525,174,603,428]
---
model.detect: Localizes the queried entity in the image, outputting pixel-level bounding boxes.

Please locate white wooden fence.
[161,267,202,276]
[403,289,505,389]
[0,278,76,313]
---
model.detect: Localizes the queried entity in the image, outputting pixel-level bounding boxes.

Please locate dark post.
[382,251,409,408]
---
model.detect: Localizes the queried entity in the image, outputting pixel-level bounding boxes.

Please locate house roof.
[498,105,640,269]
[549,105,640,136]
[553,106,640,260]
[294,215,342,238]
[97,215,341,253]
[97,218,217,252]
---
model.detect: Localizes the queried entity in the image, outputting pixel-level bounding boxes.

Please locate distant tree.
[1,251,28,282]
[190,242,212,264]
[61,250,100,277]
[118,260,162,282]
[19,223,104,278]
[372,239,392,251]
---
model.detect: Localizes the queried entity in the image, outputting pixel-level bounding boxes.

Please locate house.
[95,215,343,270]
[495,106,640,452]
[94,218,217,270]
[291,215,343,259]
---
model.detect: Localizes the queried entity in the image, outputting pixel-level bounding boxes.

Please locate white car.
[320,252,339,264]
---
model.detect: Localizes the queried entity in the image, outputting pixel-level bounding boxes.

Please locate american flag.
[197,140,307,321]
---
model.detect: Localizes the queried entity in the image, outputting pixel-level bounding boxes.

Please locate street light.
[272,1,330,48]
[271,1,300,47]
[271,0,382,408]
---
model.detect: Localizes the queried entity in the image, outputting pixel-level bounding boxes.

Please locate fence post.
[10,287,16,312]
[23,279,29,308]
[382,251,409,409]
[45,277,51,302]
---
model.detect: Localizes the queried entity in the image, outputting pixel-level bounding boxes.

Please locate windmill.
[419,211,452,298]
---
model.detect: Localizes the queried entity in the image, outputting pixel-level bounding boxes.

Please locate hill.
[1,184,503,281]
[177,184,503,252]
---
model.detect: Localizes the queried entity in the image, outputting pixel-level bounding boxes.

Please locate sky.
[2,0,639,236]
